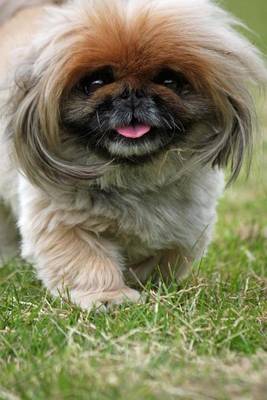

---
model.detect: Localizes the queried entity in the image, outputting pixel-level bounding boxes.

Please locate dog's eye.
[78,66,114,95]
[153,68,189,92]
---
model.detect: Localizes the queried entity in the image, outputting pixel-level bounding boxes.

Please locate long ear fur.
[211,94,255,183]
[175,0,267,183]
[8,47,109,190]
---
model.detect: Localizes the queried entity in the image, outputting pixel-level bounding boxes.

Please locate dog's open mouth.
[115,124,151,139]
[104,124,176,161]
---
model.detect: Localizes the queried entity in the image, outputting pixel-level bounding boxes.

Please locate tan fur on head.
[0,0,266,310]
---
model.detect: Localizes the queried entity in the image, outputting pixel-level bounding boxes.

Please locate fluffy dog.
[0,0,266,309]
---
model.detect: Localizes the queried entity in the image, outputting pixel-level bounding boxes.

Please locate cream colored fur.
[0,0,265,310]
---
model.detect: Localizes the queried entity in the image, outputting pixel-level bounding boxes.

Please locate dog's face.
[9,0,266,188]
[61,64,210,162]
[59,3,217,165]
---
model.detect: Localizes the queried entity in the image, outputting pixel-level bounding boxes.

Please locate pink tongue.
[116,124,151,139]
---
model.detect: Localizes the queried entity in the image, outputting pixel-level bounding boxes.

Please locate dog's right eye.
[78,66,114,95]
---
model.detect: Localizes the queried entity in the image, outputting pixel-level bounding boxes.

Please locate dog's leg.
[0,203,18,265]
[124,251,192,287]
[158,249,193,283]
[18,186,141,310]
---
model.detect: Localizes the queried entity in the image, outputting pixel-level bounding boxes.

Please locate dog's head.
[9,0,266,188]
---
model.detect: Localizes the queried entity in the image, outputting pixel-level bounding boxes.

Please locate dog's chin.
[88,127,178,162]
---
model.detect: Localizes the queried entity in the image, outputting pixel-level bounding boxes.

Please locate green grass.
[0,2,267,400]
[1,200,266,400]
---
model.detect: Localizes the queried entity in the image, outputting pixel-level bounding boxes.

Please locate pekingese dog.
[0,0,266,309]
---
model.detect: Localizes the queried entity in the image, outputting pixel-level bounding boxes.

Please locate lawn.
[0,1,266,399]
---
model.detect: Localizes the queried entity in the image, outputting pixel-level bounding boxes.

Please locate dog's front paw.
[67,287,143,311]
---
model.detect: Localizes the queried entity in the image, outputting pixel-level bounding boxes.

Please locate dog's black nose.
[120,88,145,108]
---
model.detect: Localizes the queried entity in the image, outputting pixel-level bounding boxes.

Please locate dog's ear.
[8,53,108,190]
[211,92,255,183]
[201,44,266,184]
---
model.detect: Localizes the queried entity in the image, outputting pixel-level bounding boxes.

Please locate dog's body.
[0,0,265,309]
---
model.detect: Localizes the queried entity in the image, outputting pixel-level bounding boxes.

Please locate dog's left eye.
[153,68,189,92]
[78,66,114,95]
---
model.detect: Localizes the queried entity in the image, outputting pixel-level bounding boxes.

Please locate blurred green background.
[224,0,267,52]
